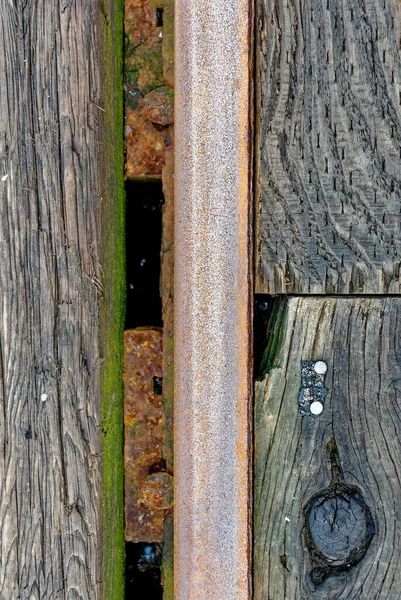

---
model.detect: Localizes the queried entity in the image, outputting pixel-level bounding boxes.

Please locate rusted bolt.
[143,87,174,126]
[139,472,174,510]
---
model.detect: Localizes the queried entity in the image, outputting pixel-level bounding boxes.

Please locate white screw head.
[41,394,48,402]
[310,401,323,415]
[314,360,327,375]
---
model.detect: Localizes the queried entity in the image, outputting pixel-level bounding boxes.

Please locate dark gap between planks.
[125,180,163,330]
[254,294,274,378]
[125,180,164,599]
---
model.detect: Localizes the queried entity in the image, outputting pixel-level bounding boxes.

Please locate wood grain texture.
[0,2,122,597]
[254,297,401,599]
[256,0,401,293]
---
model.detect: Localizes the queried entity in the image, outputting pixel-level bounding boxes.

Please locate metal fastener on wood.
[298,360,328,416]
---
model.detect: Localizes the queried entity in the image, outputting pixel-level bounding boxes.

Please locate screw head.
[314,360,327,375]
[310,401,323,415]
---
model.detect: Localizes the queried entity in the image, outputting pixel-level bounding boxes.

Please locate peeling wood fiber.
[256,0,401,293]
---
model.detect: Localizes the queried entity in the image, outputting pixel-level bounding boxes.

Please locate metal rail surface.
[174,0,253,595]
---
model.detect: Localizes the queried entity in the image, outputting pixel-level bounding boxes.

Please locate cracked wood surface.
[255,297,401,599]
[0,2,121,598]
[256,0,401,293]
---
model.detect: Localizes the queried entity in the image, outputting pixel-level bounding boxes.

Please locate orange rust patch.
[125,107,170,179]
[124,328,170,542]
[139,472,174,510]
[124,0,174,179]
[143,87,174,126]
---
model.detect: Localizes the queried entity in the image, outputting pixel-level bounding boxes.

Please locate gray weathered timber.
[256,0,401,293]
[255,297,401,599]
[0,2,122,598]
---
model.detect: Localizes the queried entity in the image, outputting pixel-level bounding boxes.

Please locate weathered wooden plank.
[0,1,124,598]
[255,297,401,599]
[256,0,401,293]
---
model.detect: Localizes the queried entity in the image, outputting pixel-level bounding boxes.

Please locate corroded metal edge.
[124,328,165,543]
[174,0,253,593]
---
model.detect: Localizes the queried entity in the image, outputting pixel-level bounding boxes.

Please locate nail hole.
[149,458,167,474]
[153,376,163,395]
[156,7,164,26]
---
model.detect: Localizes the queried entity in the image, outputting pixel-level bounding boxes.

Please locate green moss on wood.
[99,0,126,599]
[162,514,174,600]
[258,299,288,378]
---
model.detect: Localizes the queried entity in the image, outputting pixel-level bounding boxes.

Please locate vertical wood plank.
[99,0,125,597]
[0,2,124,598]
[255,297,401,598]
[256,0,401,293]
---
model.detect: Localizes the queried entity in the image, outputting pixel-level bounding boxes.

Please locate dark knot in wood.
[304,482,375,586]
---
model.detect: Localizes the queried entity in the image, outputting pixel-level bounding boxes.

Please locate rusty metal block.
[139,472,174,510]
[124,0,174,179]
[124,328,173,543]
[143,87,174,126]
[124,107,169,179]
[125,0,164,96]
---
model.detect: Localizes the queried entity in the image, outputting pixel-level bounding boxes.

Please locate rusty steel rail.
[174,0,253,594]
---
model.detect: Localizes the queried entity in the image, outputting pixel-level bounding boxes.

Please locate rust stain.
[143,87,174,126]
[124,0,164,95]
[124,328,173,543]
[124,0,175,179]
[125,0,157,49]
[124,106,169,179]
[139,472,174,510]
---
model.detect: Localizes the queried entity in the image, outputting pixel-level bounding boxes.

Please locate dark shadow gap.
[125,179,164,599]
[125,180,163,330]
[253,294,272,378]
[125,542,163,598]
